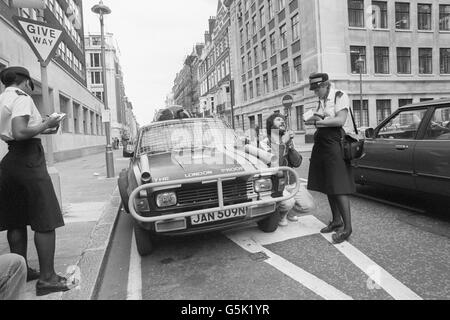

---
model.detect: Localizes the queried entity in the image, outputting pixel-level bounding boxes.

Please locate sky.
[82,0,218,125]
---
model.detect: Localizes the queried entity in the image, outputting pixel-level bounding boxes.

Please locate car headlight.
[254,178,273,193]
[156,191,177,208]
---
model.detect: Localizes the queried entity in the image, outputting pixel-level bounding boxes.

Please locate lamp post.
[92,0,115,178]
[354,54,365,128]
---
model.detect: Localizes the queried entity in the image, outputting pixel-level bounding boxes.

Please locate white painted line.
[127,230,142,300]
[225,233,353,300]
[320,232,423,300]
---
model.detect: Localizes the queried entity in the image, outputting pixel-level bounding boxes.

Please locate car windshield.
[137,119,239,155]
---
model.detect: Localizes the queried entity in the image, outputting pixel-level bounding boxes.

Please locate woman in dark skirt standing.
[0,66,71,296]
[306,73,356,244]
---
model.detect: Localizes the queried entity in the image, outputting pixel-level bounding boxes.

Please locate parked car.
[354,99,450,198]
[118,107,299,256]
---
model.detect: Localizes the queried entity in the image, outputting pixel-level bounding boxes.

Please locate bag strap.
[335,91,359,135]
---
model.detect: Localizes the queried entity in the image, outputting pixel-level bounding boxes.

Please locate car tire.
[118,169,130,213]
[133,221,155,256]
[257,210,280,233]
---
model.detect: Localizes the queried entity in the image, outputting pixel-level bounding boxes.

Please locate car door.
[414,105,450,197]
[356,108,428,190]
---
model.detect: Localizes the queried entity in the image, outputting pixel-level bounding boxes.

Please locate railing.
[128,167,300,223]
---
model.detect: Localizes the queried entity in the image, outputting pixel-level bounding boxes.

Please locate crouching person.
[262,113,315,227]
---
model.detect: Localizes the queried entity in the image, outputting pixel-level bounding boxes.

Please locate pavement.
[0,149,129,300]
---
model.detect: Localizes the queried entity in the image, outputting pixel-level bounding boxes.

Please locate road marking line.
[127,230,142,300]
[225,232,353,300]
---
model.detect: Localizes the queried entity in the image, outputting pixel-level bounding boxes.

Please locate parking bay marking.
[226,214,422,300]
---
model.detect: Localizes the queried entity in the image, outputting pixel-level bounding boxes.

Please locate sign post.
[13,16,64,205]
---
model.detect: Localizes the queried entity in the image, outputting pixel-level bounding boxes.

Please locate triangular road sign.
[13,16,63,67]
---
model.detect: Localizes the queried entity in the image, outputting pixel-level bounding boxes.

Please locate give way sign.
[14,16,63,67]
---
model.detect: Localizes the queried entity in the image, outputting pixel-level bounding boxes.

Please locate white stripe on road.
[127,230,142,300]
[225,232,353,300]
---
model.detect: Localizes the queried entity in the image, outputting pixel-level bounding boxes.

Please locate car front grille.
[177,180,256,206]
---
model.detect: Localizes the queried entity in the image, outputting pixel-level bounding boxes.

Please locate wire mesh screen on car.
[137,119,237,156]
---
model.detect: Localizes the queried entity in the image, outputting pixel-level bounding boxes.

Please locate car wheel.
[257,210,280,233]
[133,221,155,256]
[118,169,130,213]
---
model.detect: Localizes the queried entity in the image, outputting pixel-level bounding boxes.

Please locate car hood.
[137,146,268,183]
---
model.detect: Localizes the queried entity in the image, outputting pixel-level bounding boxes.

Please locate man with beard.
[261,113,315,226]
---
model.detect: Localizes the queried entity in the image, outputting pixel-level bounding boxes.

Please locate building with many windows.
[0,0,108,161]
[85,33,138,141]
[229,0,450,143]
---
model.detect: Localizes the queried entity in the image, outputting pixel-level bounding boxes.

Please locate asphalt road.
[95,152,450,300]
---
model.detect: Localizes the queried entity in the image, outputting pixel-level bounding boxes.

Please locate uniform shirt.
[317,87,354,133]
[0,87,42,142]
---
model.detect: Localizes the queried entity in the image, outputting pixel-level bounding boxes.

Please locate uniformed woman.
[306,73,355,244]
[0,66,71,296]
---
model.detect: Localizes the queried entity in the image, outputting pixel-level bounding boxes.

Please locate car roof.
[399,98,450,110]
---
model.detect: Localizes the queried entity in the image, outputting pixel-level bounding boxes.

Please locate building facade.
[0,0,107,161]
[85,33,137,141]
[229,0,450,143]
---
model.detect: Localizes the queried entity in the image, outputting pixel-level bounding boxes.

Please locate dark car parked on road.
[354,99,450,198]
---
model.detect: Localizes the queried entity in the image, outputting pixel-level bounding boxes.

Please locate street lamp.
[92,0,115,178]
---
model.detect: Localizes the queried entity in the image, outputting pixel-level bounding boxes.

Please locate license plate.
[191,207,248,225]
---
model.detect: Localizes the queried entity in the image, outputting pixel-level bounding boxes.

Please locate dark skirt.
[307,127,356,196]
[0,139,64,232]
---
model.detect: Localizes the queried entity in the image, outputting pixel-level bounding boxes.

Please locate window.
[377,109,427,140]
[90,71,103,84]
[372,1,388,29]
[397,47,411,74]
[256,77,261,96]
[296,105,304,131]
[240,29,244,46]
[292,14,300,41]
[258,114,263,129]
[352,100,369,127]
[424,107,450,140]
[348,0,364,27]
[418,4,432,30]
[294,56,302,82]
[268,0,274,20]
[279,24,287,49]
[282,63,290,87]
[278,0,285,11]
[248,53,252,70]
[261,40,267,61]
[440,48,450,74]
[249,116,256,129]
[395,2,410,29]
[254,45,259,64]
[376,100,391,124]
[374,47,389,74]
[249,81,254,99]
[263,73,269,93]
[260,6,266,27]
[399,99,413,107]
[246,22,250,40]
[272,68,279,91]
[419,48,433,74]
[270,33,276,55]
[350,46,367,73]
[243,84,248,101]
[90,53,101,67]
[242,56,246,72]
[93,91,104,102]
[440,5,450,31]
[420,98,434,102]
[252,15,257,35]
[92,37,101,46]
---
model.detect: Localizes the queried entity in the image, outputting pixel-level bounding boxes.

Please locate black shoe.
[27,268,40,282]
[320,221,344,234]
[332,230,352,244]
[36,276,71,297]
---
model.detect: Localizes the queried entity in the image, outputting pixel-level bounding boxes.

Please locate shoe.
[320,221,344,234]
[27,268,40,282]
[36,276,71,297]
[332,230,352,244]
[278,216,288,227]
[287,214,299,222]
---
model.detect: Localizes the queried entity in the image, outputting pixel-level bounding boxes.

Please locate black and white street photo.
[0,0,449,305]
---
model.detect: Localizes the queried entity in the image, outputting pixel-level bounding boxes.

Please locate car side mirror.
[365,128,375,139]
